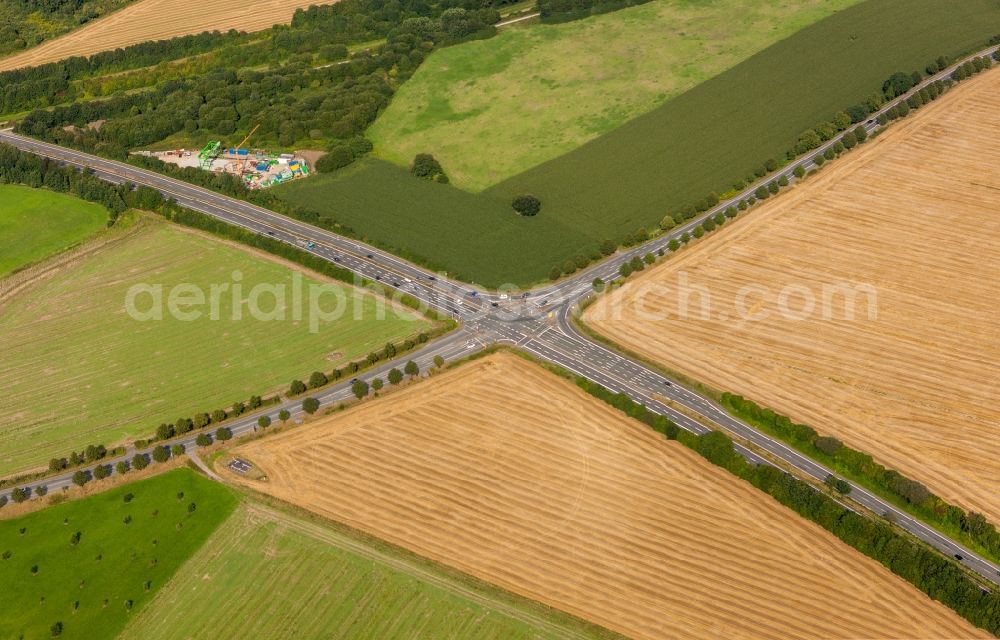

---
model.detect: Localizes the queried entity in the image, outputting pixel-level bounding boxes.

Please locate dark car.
[366,253,374,258]
[393,281,400,287]
[333,256,340,262]
[663,381,673,387]
[266,231,275,236]
[428,276,436,281]
[954,554,964,561]
[375,275,381,281]
[491,302,499,307]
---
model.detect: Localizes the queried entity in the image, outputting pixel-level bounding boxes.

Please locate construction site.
[138,127,311,189]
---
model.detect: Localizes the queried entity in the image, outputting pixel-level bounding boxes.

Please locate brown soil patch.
[235,353,982,640]
[585,67,1000,523]
[0,0,323,72]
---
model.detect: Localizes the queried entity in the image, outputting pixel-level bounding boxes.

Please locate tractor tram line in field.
[2,42,1000,591]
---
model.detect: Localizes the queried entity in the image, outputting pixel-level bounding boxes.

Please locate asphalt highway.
[2,43,999,586]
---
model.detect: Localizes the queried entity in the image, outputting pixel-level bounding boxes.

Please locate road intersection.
[2,45,999,586]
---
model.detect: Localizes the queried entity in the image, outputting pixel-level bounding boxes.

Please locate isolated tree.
[195,433,213,448]
[175,418,193,435]
[410,153,446,181]
[289,379,307,396]
[767,180,780,195]
[404,360,420,378]
[371,378,384,392]
[308,371,328,389]
[382,342,397,359]
[777,174,789,187]
[93,464,110,481]
[49,458,65,473]
[388,368,404,385]
[215,427,233,442]
[667,239,680,252]
[132,454,149,471]
[51,622,63,637]
[278,409,290,423]
[211,409,227,423]
[257,415,271,429]
[351,380,369,399]
[793,165,805,179]
[155,424,174,441]
[433,355,445,369]
[231,401,245,417]
[511,194,541,216]
[171,444,185,457]
[151,446,170,464]
[115,461,129,476]
[693,226,705,239]
[302,397,320,414]
[643,253,655,265]
[72,470,89,487]
[592,277,604,291]
[36,485,48,497]
[754,185,769,200]
[548,265,562,280]
[619,263,633,278]
[366,352,379,365]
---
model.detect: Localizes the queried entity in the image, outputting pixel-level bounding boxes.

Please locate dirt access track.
[233,353,982,640]
[585,66,1000,523]
[0,0,320,72]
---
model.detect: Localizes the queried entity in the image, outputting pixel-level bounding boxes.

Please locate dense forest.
[11,0,503,160]
[0,0,133,56]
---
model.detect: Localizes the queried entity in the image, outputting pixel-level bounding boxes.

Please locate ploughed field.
[584,66,1000,523]
[0,216,432,478]
[0,0,320,72]
[234,353,981,640]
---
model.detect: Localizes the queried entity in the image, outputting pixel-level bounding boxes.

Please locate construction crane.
[235,124,260,177]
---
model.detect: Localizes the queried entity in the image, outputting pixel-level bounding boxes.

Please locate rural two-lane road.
[2,43,999,587]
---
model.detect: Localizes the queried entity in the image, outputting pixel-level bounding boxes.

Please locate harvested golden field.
[234,353,982,640]
[585,67,1000,523]
[0,0,320,72]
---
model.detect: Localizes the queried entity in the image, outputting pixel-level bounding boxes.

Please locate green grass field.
[0,216,434,477]
[120,503,611,640]
[278,0,1000,286]
[0,184,108,277]
[369,0,862,191]
[0,468,236,640]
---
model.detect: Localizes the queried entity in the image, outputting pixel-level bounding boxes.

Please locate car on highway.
[366,253,374,258]
[491,302,499,307]
[467,290,477,297]
[306,242,316,249]
[499,294,508,300]
[954,554,964,561]
[427,276,436,281]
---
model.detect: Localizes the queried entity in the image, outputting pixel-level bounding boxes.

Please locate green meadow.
[278,0,1000,286]
[0,216,434,476]
[0,468,236,640]
[0,184,108,277]
[369,0,863,191]
[123,503,613,640]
